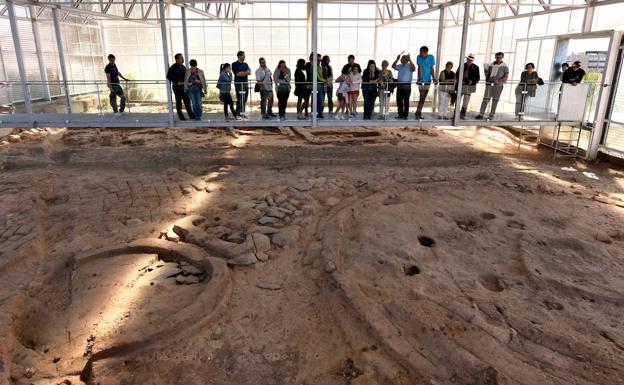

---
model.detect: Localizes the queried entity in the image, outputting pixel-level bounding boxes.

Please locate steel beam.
[30,5,51,101]
[311,0,318,127]
[6,0,33,119]
[180,5,189,60]
[582,1,595,32]
[159,0,174,127]
[452,0,470,125]
[52,6,73,113]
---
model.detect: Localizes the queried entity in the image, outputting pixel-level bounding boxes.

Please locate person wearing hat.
[562,61,585,86]
[457,54,480,119]
[476,52,509,119]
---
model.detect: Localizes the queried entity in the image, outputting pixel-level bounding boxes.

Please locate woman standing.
[378,60,394,119]
[347,65,362,118]
[294,58,309,120]
[274,60,291,119]
[184,59,207,120]
[515,63,540,118]
[438,61,456,119]
[216,63,240,120]
[362,61,380,120]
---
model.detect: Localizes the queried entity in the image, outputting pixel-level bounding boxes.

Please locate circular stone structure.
[6,238,230,384]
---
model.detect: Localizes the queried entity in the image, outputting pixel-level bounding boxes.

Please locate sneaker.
[268,113,277,118]
[262,115,270,120]
[475,114,484,119]
[234,115,243,121]
[488,115,495,120]
[318,113,324,119]
[414,113,422,119]
[179,116,187,121]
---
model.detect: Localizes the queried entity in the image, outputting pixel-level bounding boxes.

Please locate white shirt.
[255,66,273,87]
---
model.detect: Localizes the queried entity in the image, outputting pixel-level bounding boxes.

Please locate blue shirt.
[396,63,414,83]
[231,61,250,83]
[416,54,436,82]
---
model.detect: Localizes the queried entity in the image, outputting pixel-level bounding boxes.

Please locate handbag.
[255,68,269,93]
[537,78,544,86]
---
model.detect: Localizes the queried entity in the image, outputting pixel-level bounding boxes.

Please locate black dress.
[294,68,309,98]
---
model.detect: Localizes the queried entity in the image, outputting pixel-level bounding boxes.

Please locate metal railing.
[0,79,600,127]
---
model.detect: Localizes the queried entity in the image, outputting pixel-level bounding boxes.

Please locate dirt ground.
[0,124,623,385]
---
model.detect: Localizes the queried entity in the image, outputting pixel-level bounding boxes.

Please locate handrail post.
[452,0,471,126]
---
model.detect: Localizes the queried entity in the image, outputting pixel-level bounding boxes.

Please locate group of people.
[104,49,588,121]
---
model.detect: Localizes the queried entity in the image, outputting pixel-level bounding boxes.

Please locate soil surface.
[0,125,623,385]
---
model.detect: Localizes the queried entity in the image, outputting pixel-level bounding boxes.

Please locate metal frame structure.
[1,0,623,160]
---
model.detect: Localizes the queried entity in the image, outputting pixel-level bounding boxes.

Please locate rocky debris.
[266,207,286,219]
[176,274,200,285]
[160,227,180,242]
[606,229,623,240]
[266,195,276,206]
[126,218,142,227]
[225,231,246,243]
[290,181,311,192]
[326,197,340,207]
[251,233,271,253]
[254,201,269,211]
[227,252,258,266]
[249,225,280,235]
[120,137,145,146]
[303,242,323,267]
[271,226,300,247]
[275,193,289,204]
[237,200,256,210]
[256,282,282,290]
[595,231,613,244]
[338,359,362,381]
[181,263,203,275]
[473,366,499,385]
[324,260,337,273]
[180,186,193,195]
[172,215,254,259]
[256,252,269,262]
[308,177,327,188]
[258,216,279,225]
[151,262,182,280]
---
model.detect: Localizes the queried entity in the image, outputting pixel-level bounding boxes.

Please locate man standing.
[232,51,251,117]
[306,53,326,118]
[255,57,275,119]
[341,54,358,76]
[415,46,436,119]
[476,52,508,119]
[322,55,334,114]
[392,53,416,119]
[458,54,480,119]
[166,53,195,120]
[562,61,586,86]
[104,54,128,115]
